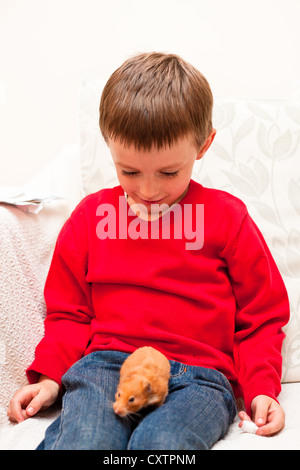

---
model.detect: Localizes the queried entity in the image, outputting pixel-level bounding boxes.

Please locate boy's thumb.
[26,405,36,416]
[25,383,58,417]
[26,395,44,416]
[252,397,268,426]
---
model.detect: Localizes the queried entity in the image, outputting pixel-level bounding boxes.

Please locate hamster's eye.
[117,392,121,398]
[128,396,135,403]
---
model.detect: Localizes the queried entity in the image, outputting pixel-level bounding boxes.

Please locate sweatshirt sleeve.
[227,213,290,416]
[26,203,94,386]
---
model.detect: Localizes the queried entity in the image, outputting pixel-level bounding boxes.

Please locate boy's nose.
[139,179,161,201]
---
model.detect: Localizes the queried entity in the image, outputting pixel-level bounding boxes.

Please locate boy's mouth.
[132,194,166,206]
[139,198,165,205]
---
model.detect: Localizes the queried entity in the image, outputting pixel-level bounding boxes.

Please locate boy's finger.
[8,398,25,423]
[25,386,55,416]
[26,395,44,417]
[238,410,252,428]
[252,398,270,426]
[8,385,40,423]
[256,417,282,436]
[257,407,284,436]
[238,410,251,421]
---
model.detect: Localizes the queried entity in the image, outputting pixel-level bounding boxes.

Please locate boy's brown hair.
[99,52,213,151]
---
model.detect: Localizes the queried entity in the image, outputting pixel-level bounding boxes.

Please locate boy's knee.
[127,425,208,450]
[127,428,174,450]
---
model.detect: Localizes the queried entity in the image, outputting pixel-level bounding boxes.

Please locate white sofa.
[1,80,300,450]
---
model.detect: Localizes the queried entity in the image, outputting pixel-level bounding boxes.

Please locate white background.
[0,0,299,185]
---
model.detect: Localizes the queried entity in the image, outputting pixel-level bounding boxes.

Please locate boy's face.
[108,130,215,217]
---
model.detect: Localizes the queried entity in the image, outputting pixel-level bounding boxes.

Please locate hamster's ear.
[147,394,159,405]
[143,381,152,394]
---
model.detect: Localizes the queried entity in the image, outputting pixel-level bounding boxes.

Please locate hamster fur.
[113,346,171,417]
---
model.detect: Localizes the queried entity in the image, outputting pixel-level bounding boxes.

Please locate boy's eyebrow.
[159,163,183,171]
[116,162,138,170]
[116,161,183,171]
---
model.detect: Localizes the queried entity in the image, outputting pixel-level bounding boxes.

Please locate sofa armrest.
[0,201,70,422]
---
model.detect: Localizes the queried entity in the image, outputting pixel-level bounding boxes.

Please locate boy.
[8,52,289,450]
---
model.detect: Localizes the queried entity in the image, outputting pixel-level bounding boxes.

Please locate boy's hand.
[7,375,60,423]
[238,394,285,436]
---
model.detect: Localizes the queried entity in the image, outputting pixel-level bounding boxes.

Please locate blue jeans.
[36,351,236,450]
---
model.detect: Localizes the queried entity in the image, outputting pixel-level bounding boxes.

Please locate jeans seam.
[52,392,67,449]
[170,364,187,378]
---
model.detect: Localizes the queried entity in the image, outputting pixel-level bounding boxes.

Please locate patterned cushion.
[197,97,300,383]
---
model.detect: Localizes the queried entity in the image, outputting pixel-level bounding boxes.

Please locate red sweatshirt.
[27,180,289,414]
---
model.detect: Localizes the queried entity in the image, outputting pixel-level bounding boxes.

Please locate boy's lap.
[45,352,235,450]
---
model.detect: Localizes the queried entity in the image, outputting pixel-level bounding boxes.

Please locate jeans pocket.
[169,361,187,378]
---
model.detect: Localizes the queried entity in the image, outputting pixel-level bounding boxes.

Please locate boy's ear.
[196,128,216,161]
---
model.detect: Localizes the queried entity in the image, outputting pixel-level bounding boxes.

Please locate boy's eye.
[161,171,179,177]
[121,170,139,177]
[121,169,179,177]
